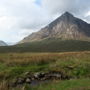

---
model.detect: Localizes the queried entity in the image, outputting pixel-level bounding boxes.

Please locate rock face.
[0,41,7,46]
[20,12,90,43]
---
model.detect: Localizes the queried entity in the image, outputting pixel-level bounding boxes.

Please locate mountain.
[19,12,90,43]
[0,41,7,46]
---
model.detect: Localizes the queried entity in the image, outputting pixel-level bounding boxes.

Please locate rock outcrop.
[11,71,71,87]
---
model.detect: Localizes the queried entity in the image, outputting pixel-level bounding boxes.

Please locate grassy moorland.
[24,79,90,90]
[0,51,90,90]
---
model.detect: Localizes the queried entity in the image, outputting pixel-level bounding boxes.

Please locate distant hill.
[19,12,90,43]
[0,41,7,46]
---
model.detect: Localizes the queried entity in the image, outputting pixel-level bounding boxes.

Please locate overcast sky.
[0,0,90,44]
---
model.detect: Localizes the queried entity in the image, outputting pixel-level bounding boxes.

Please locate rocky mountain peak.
[60,12,74,19]
[19,12,90,43]
[56,12,76,25]
[62,12,73,16]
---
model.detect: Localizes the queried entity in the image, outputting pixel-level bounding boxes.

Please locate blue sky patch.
[35,0,42,5]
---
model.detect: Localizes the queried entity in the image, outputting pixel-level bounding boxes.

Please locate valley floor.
[0,51,90,90]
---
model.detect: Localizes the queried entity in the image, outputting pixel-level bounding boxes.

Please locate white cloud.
[41,0,90,15]
[0,0,51,43]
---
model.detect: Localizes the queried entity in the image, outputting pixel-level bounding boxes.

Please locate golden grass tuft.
[0,51,90,66]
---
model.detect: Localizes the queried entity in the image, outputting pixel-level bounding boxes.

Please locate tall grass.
[0,51,90,66]
[0,81,9,90]
[0,51,90,90]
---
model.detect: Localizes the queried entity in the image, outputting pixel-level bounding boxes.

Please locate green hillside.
[0,39,90,53]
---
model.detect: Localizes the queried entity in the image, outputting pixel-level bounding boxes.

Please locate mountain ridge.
[19,12,90,43]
